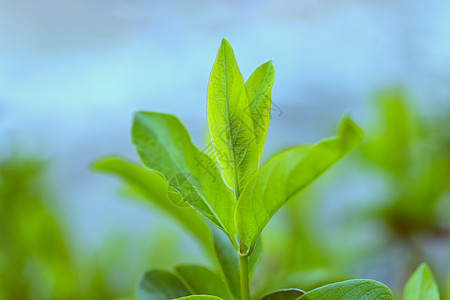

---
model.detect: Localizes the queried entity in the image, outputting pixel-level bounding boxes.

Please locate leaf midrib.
[220,41,240,196]
[137,120,228,232]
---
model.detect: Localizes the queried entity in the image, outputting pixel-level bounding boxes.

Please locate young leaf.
[236,117,364,254]
[207,38,258,194]
[245,61,275,162]
[91,156,213,255]
[403,263,440,300]
[298,279,393,299]
[173,296,223,300]
[174,265,230,299]
[136,270,190,300]
[132,112,237,246]
[260,288,304,300]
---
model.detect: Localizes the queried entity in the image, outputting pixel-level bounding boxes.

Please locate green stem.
[240,253,250,300]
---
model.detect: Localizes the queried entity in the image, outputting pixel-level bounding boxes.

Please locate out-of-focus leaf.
[92,156,212,254]
[446,272,450,300]
[236,117,364,254]
[0,157,105,298]
[94,157,186,206]
[132,112,237,245]
[174,265,230,298]
[212,228,262,299]
[249,238,262,278]
[136,270,190,300]
[403,263,439,300]
[260,288,304,300]
[361,88,420,176]
[245,60,274,162]
[174,296,223,300]
[213,227,240,299]
[298,279,393,300]
[360,88,450,237]
[207,38,258,193]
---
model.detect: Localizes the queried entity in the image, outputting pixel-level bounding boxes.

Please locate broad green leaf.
[260,289,304,300]
[403,263,439,300]
[213,227,241,299]
[298,279,393,300]
[132,112,237,245]
[236,117,364,253]
[245,60,275,161]
[174,296,223,300]
[92,156,212,253]
[136,270,190,300]
[174,265,230,298]
[207,38,258,194]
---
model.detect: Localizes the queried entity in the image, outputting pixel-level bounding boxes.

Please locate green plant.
[94,39,447,299]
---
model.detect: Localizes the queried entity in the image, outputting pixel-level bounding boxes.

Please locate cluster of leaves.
[96,39,436,300]
[131,263,440,300]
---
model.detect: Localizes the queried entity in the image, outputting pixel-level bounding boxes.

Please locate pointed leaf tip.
[208,35,258,194]
[236,118,365,253]
[404,263,440,300]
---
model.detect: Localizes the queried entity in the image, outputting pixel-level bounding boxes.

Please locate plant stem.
[240,253,250,300]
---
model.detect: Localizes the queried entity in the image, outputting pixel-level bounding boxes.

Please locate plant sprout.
[94,39,445,300]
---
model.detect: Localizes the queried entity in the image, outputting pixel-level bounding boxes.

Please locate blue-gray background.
[1,0,449,294]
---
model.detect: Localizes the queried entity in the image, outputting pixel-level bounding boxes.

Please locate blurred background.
[0,0,449,299]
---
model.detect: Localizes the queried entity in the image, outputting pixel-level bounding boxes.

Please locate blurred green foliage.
[1,87,449,299]
[0,155,113,299]
[0,156,76,299]
[92,156,214,259]
[361,88,450,236]
[249,88,450,297]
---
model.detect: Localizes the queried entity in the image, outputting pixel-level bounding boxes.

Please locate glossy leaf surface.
[298,279,393,300]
